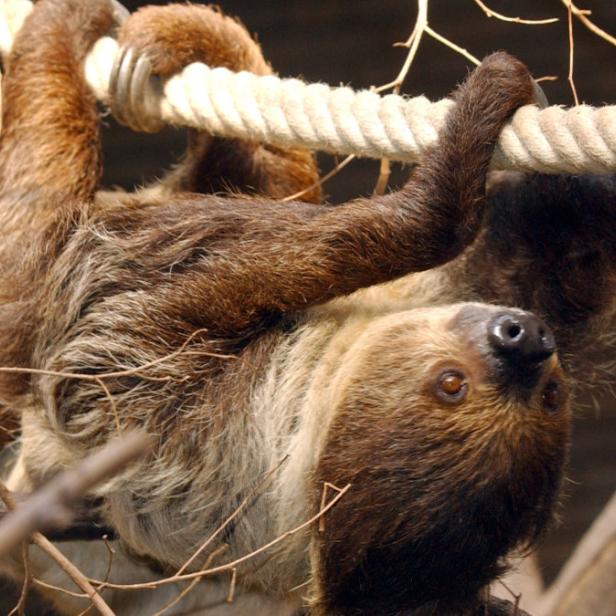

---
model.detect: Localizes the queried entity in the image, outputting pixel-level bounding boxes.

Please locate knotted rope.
[2,0,616,173]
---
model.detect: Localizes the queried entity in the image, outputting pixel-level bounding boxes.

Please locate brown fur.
[2,1,615,615]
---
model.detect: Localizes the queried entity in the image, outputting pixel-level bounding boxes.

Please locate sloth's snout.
[487,311,556,364]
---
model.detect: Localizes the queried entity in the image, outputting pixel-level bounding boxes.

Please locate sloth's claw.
[110,0,130,25]
[109,47,163,133]
[532,80,549,109]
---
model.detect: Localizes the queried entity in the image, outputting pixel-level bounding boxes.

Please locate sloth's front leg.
[109,3,320,201]
[124,52,541,336]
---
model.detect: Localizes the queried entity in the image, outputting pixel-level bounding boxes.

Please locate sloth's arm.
[100,52,536,336]
[0,0,114,207]
[0,0,117,399]
[452,172,616,358]
[115,3,320,202]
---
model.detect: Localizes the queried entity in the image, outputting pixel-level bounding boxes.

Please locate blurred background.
[3,0,616,612]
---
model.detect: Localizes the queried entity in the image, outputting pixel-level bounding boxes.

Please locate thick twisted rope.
[2,0,616,173]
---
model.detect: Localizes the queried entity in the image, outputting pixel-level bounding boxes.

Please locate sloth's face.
[312,302,570,614]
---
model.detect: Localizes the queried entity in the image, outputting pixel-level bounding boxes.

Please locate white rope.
[3,0,616,173]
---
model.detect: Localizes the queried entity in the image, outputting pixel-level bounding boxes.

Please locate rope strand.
[4,0,616,173]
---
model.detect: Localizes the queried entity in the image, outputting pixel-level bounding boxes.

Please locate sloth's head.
[312,302,570,614]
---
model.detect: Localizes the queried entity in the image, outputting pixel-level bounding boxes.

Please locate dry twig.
[565,0,580,105]
[7,541,29,616]
[149,544,228,616]
[473,0,558,25]
[0,484,116,616]
[0,431,150,555]
[561,0,616,47]
[176,455,288,576]
[85,483,351,592]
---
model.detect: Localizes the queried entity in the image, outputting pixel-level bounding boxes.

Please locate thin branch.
[226,568,237,603]
[473,0,558,25]
[0,431,151,556]
[565,0,580,105]
[561,0,616,47]
[33,577,89,599]
[498,578,522,615]
[373,158,391,196]
[76,536,116,616]
[281,154,355,202]
[375,0,429,93]
[149,544,228,616]
[176,455,288,576]
[87,483,351,591]
[0,329,233,385]
[33,534,115,616]
[318,482,345,532]
[7,541,29,616]
[0,485,115,616]
[425,25,480,65]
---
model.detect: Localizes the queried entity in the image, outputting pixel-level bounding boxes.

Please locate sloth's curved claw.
[109,47,163,133]
[109,0,130,25]
[531,80,549,109]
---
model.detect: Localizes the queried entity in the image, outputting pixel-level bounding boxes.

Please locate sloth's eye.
[435,370,468,403]
[541,380,560,413]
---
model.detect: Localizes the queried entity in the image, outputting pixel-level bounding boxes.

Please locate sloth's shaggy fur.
[1,1,615,615]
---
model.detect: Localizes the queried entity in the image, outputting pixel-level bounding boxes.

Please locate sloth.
[1,1,615,615]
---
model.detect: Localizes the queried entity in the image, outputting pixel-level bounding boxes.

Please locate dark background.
[3,0,616,612]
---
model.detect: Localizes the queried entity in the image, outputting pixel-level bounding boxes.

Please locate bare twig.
[373,0,474,194]
[473,0,558,25]
[76,535,116,616]
[565,0,580,105]
[318,482,345,532]
[149,544,228,616]
[425,24,480,65]
[0,329,233,436]
[7,541,29,616]
[281,154,355,202]
[373,158,391,196]
[176,455,288,576]
[0,431,151,556]
[561,0,616,47]
[0,484,115,616]
[86,483,351,591]
[498,579,522,615]
[33,534,115,616]
[226,568,237,603]
[33,577,88,599]
[375,0,429,94]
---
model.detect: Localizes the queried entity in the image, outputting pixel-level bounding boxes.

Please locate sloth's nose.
[487,311,556,363]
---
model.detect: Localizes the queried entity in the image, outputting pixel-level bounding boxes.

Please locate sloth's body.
[1,2,615,615]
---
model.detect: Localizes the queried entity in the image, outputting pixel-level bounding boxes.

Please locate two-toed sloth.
[0,1,615,615]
